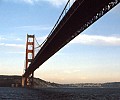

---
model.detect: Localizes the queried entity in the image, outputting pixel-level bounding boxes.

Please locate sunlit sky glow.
[0,0,120,83]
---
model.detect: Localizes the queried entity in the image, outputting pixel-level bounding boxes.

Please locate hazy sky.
[0,0,120,83]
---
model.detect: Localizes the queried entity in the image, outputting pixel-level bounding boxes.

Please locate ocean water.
[0,87,120,100]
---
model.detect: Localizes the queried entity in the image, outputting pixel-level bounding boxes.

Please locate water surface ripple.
[0,87,120,100]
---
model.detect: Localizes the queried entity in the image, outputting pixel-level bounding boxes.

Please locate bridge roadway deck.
[23,0,119,78]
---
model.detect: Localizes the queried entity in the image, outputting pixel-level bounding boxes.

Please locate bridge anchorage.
[22,34,35,87]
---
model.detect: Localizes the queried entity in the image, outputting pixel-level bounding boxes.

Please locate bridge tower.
[22,34,35,87]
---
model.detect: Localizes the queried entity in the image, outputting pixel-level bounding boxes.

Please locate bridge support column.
[22,34,35,87]
[31,72,34,87]
[22,76,27,87]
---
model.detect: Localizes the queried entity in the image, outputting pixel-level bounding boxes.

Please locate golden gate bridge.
[22,0,120,87]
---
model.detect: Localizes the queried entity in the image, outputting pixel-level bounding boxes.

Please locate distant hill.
[65,82,120,88]
[0,75,120,88]
[0,75,61,87]
[0,75,21,87]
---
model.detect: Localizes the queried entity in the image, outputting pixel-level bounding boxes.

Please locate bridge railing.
[36,0,76,51]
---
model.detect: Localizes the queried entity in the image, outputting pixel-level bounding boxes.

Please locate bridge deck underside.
[23,0,119,77]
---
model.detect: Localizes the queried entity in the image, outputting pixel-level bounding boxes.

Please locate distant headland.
[0,75,120,88]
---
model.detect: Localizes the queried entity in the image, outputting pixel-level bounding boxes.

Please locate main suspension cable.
[34,37,44,49]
